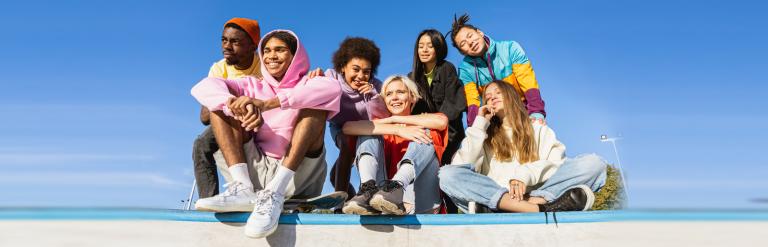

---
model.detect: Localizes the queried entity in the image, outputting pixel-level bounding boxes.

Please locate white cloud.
[0,103,155,112]
[0,153,156,165]
[630,178,768,190]
[0,171,189,188]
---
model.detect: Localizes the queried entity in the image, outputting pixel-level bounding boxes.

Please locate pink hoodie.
[191,30,341,159]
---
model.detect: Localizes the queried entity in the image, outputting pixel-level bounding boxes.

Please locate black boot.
[538,185,595,212]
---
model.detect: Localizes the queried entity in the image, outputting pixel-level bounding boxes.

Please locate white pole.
[601,135,630,204]
[609,140,629,202]
[185,179,197,210]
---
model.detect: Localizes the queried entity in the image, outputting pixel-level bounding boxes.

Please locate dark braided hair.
[449,13,480,52]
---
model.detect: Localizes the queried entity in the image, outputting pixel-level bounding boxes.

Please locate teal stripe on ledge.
[2,208,768,225]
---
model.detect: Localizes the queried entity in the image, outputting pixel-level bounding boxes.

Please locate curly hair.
[449,13,480,52]
[332,37,381,75]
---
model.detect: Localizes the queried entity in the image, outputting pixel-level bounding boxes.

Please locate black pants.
[192,127,220,198]
[441,140,461,214]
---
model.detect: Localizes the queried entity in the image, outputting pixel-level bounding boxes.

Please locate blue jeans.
[438,154,607,212]
[355,135,441,213]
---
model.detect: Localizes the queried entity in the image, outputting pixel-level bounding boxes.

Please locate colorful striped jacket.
[458,36,546,126]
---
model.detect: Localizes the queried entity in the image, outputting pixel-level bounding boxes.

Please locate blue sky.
[1,0,766,209]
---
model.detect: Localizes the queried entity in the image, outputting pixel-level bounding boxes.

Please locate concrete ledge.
[2,208,768,224]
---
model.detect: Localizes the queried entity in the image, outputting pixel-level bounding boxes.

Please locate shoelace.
[543,211,559,228]
[221,182,244,196]
[380,181,402,192]
[253,190,278,215]
[357,181,377,197]
[541,190,583,227]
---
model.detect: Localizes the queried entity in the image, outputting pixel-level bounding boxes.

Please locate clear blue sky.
[1,0,766,209]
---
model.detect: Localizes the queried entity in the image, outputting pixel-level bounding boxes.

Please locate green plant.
[591,165,626,210]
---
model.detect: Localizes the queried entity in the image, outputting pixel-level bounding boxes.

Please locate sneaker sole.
[369,195,405,215]
[576,185,595,211]
[194,202,255,212]
[342,202,379,215]
[244,222,278,239]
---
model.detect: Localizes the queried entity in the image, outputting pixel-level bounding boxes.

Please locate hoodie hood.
[258,30,309,89]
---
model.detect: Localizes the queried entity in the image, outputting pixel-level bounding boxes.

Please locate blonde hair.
[380,75,422,102]
[484,80,539,164]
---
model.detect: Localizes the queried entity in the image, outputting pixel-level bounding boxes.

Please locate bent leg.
[529,154,608,202]
[354,135,386,183]
[331,133,356,197]
[274,109,328,198]
[193,127,220,198]
[398,142,441,213]
[210,110,250,167]
[282,109,326,170]
[438,164,507,212]
[399,141,439,179]
[411,155,440,213]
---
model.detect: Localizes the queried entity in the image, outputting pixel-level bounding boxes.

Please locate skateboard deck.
[283,191,347,213]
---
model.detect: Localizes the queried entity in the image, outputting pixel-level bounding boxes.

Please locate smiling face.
[454,27,486,57]
[383,79,415,116]
[417,34,436,64]
[341,57,372,90]
[483,83,505,117]
[261,37,294,81]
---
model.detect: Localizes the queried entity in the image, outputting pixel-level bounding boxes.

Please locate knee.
[209,110,231,126]
[574,153,607,177]
[193,134,205,150]
[297,109,327,123]
[358,135,380,144]
[193,136,212,156]
[407,140,434,150]
[438,166,462,189]
[356,136,381,152]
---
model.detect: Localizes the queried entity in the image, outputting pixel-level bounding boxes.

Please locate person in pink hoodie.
[190,30,341,238]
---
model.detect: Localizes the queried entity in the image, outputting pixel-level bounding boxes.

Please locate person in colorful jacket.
[191,30,341,238]
[193,17,261,199]
[449,13,547,126]
[341,75,448,215]
[439,80,606,213]
[324,37,390,200]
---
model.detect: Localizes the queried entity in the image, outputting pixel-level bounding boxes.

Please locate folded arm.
[375,113,448,130]
[190,77,249,116]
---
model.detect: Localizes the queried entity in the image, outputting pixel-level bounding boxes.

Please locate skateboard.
[282,191,348,213]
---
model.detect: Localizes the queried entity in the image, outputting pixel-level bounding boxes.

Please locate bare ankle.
[527,196,547,205]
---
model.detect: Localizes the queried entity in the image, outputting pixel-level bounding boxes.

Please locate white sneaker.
[244,189,284,238]
[194,181,257,212]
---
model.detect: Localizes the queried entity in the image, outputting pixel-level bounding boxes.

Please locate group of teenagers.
[190,14,608,238]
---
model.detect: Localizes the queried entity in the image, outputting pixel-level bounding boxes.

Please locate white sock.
[266,166,295,195]
[357,154,378,183]
[392,161,416,187]
[228,163,254,188]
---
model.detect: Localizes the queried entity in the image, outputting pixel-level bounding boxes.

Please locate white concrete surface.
[0,220,764,247]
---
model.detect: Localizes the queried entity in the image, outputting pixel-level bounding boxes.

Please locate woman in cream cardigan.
[439,80,607,213]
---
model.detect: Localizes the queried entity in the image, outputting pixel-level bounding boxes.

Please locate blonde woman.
[341,75,448,215]
[439,80,607,213]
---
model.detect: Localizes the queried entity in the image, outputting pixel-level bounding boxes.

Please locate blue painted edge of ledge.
[1,208,768,225]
